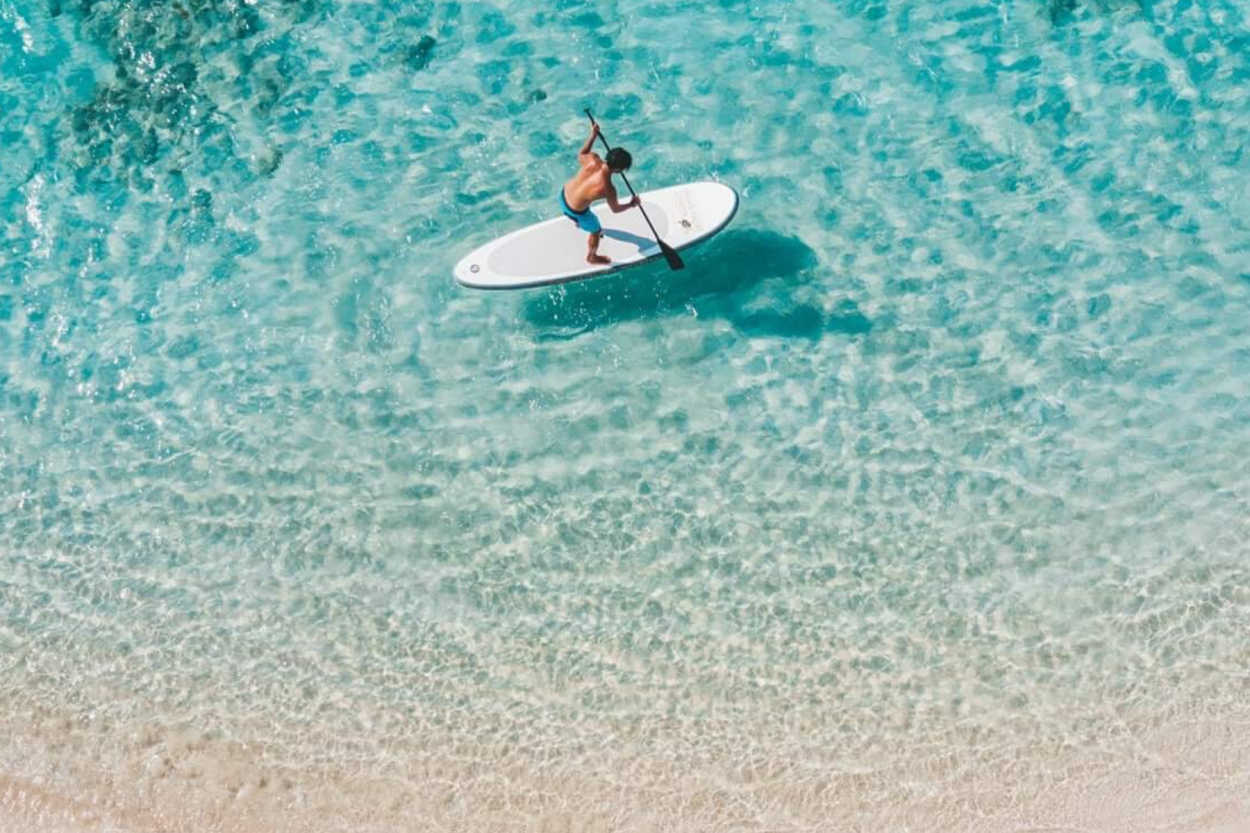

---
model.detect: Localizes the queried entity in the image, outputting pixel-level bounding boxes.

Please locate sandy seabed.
[3,704,1248,833]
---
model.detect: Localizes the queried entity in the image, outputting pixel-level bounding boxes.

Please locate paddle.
[583,109,684,271]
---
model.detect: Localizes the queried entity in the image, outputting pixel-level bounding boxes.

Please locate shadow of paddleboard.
[521,229,869,341]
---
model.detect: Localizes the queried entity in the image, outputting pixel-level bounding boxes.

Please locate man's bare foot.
[587,254,611,265]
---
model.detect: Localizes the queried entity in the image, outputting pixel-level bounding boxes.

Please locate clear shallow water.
[2,0,1250,830]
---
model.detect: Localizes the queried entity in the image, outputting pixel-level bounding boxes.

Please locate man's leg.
[587,231,610,265]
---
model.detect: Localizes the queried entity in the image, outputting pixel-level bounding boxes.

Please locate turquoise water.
[2,0,1250,829]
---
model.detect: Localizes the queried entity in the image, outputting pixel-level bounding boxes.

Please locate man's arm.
[605,181,640,213]
[578,124,600,162]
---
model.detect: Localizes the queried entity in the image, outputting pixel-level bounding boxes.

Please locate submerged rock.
[257,146,283,178]
[404,35,436,71]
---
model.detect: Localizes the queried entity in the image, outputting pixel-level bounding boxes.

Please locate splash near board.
[453,181,739,290]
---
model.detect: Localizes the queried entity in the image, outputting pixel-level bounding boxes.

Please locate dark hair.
[605,147,632,172]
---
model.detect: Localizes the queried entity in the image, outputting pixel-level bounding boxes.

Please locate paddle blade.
[660,241,685,271]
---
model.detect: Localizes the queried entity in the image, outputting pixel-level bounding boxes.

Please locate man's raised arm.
[578,123,601,161]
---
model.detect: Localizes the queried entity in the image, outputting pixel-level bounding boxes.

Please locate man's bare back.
[563,155,615,212]
[558,124,637,265]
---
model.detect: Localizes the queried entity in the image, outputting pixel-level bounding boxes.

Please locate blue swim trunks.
[559,189,602,234]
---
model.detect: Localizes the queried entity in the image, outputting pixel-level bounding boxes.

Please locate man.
[560,123,639,264]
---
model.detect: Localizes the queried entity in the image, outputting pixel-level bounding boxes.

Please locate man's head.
[605,147,632,173]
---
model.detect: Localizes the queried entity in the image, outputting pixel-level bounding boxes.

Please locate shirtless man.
[560,123,640,264]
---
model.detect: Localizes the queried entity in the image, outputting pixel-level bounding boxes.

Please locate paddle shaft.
[583,109,683,270]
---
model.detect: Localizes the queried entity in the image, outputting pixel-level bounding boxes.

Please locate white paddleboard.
[453,181,739,290]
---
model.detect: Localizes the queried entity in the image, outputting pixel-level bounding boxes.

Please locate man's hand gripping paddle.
[584,109,684,271]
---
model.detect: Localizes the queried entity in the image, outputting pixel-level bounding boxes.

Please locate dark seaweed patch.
[62,0,323,189]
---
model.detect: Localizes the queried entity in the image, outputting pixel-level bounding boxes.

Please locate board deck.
[453,181,739,290]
